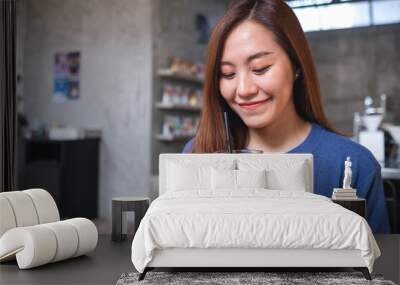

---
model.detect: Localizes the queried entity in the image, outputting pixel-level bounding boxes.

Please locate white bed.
[131,154,380,280]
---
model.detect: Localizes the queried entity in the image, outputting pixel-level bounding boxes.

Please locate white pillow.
[236,169,267,189]
[167,162,210,191]
[266,161,308,191]
[211,168,267,190]
[211,168,236,190]
[237,159,309,192]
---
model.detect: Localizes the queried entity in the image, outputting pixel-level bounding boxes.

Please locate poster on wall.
[54,51,80,102]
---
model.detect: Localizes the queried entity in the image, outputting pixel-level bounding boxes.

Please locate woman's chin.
[241,116,273,129]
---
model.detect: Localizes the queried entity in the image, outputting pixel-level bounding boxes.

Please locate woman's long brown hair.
[193,0,338,153]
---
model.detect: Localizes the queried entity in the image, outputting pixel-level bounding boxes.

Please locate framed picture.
[54,51,80,102]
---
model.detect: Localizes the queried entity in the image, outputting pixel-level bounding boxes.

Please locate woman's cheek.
[219,80,235,101]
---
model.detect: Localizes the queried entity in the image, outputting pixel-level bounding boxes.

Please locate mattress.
[131,190,380,273]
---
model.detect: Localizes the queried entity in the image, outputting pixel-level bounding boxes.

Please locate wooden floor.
[0,235,398,285]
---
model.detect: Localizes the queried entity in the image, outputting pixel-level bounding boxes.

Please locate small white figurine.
[332,156,357,199]
[343,156,352,189]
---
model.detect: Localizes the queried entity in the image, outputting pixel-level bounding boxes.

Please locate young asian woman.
[182,0,390,234]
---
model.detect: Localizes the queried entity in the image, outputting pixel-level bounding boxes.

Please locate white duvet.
[131,190,380,273]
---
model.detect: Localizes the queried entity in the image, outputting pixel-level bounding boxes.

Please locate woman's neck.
[246,109,312,153]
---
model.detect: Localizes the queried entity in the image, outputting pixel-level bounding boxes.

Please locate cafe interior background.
[13,0,400,234]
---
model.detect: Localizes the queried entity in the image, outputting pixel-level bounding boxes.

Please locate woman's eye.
[253,66,271,75]
[221,73,235,79]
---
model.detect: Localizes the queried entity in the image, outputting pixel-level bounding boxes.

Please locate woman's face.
[219,20,297,129]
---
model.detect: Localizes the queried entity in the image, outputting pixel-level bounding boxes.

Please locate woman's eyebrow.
[220,61,234,66]
[220,51,273,66]
[247,51,273,63]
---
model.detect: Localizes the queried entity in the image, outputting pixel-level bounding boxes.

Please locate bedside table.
[332,198,366,218]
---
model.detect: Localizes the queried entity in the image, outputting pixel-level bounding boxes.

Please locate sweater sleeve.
[364,164,391,233]
[182,138,194,153]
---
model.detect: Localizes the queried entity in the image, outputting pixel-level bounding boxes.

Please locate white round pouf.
[0,195,17,237]
[0,189,98,269]
[65,218,98,257]
[1,191,39,227]
[42,221,79,262]
[0,226,57,269]
[23,189,60,224]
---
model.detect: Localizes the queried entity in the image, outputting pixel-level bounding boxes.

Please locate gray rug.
[116,271,396,285]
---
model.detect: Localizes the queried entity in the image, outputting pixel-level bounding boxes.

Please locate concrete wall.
[307,24,400,133]
[22,0,153,221]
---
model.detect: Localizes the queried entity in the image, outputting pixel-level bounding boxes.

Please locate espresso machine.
[355,94,387,166]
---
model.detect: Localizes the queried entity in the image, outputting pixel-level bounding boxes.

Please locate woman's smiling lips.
[238,97,271,111]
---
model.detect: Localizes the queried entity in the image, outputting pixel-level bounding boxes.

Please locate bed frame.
[140,248,371,280]
[138,154,372,281]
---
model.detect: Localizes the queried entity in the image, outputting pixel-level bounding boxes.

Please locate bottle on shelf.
[160,84,202,109]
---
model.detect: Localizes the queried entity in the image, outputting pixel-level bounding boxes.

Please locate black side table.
[332,198,366,218]
[112,197,150,242]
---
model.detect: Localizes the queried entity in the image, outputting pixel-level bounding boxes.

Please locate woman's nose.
[237,73,258,97]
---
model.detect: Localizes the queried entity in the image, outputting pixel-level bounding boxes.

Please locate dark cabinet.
[332,198,366,219]
[19,138,100,218]
[383,179,400,233]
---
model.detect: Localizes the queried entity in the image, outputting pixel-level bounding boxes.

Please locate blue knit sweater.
[182,123,390,233]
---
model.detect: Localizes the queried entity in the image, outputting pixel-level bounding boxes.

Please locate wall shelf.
[157,69,204,85]
[152,64,203,173]
[155,102,202,112]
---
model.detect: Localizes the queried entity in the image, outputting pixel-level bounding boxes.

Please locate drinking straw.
[223,111,233,153]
